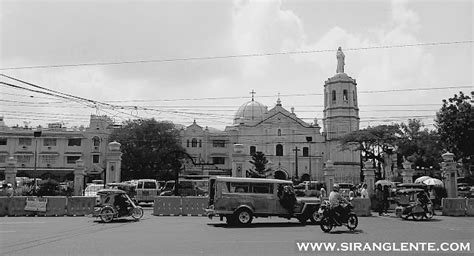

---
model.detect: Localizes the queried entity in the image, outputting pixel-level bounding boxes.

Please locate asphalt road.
[1,209,473,256]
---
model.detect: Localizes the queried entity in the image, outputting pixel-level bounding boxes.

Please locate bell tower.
[323,47,359,140]
[322,47,361,183]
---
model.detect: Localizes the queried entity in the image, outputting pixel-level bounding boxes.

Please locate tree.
[435,92,474,175]
[340,124,400,180]
[397,119,442,170]
[247,151,269,178]
[108,118,185,180]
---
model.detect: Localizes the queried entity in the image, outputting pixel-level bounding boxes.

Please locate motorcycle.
[93,189,144,223]
[318,200,358,233]
[396,188,434,221]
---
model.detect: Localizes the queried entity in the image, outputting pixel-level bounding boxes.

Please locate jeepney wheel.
[309,209,320,224]
[413,213,423,221]
[131,207,144,220]
[100,208,115,223]
[347,214,358,231]
[235,208,253,226]
[320,217,333,233]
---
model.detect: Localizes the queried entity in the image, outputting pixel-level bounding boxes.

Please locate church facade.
[180,48,361,184]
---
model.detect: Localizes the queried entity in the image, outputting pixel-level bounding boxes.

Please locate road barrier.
[182,197,208,216]
[466,199,474,216]
[351,198,371,216]
[153,196,209,216]
[0,197,10,216]
[153,196,182,216]
[43,196,67,216]
[66,197,96,216]
[442,198,466,216]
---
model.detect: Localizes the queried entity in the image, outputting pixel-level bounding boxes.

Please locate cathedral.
[180,48,361,184]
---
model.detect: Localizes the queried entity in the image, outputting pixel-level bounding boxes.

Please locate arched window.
[250,146,256,156]
[276,144,283,156]
[199,140,202,148]
[353,90,357,106]
[303,147,309,157]
[277,129,281,136]
[186,140,190,147]
[191,138,197,147]
[332,90,336,103]
[92,136,100,147]
[343,90,348,102]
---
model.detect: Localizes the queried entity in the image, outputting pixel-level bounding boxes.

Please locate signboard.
[25,198,48,212]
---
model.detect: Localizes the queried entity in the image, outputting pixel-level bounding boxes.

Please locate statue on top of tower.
[336,46,345,74]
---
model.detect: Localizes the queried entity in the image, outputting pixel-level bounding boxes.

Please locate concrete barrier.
[8,197,29,216]
[351,198,371,216]
[466,199,474,216]
[182,197,208,216]
[0,197,10,216]
[43,196,67,216]
[153,196,182,216]
[66,197,96,216]
[442,198,466,216]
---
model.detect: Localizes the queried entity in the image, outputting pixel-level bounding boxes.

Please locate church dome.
[233,100,267,124]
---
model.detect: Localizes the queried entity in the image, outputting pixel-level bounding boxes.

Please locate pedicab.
[93,189,144,223]
[395,188,433,221]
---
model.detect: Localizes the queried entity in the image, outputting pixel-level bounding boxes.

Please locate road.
[1,209,473,256]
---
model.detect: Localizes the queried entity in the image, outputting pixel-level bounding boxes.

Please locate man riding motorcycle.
[328,184,349,224]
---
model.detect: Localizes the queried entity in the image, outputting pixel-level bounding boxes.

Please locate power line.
[0,40,472,70]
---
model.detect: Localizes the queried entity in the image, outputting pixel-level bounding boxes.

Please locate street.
[1,209,473,256]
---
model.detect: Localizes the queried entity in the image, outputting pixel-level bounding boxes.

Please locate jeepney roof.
[210,176,293,184]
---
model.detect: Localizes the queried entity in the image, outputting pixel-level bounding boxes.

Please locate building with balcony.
[0,115,115,182]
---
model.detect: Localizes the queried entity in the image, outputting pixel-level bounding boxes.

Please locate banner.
[25,197,48,212]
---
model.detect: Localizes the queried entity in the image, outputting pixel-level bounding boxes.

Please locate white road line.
[0,222,46,224]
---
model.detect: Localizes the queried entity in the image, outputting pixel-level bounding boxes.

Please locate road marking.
[0,222,46,225]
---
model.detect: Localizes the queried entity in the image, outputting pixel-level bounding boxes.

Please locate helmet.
[333,184,340,191]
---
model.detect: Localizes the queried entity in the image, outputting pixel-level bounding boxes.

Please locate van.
[159,180,208,196]
[135,179,159,203]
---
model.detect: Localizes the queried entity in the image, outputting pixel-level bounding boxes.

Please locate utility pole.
[293,147,300,181]
[33,131,42,195]
[306,137,313,185]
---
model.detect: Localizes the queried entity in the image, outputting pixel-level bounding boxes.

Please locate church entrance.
[274,170,288,180]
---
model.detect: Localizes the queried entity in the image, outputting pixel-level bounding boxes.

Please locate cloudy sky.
[0,0,472,130]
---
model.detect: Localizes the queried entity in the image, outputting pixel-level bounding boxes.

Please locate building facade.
[0,115,114,182]
[181,48,361,183]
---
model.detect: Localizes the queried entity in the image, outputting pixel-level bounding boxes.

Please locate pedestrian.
[382,186,390,215]
[320,186,327,199]
[360,184,369,198]
[375,184,384,216]
[429,186,437,213]
[6,183,14,197]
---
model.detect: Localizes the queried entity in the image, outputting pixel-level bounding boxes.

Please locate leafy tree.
[108,118,185,180]
[397,119,442,170]
[435,92,474,175]
[247,151,269,178]
[340,124,400,180]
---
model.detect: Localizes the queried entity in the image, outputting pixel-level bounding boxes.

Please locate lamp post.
[33,130,42,195]
[306,137,313,185]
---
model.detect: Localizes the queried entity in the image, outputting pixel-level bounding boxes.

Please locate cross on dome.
[250,89,256,101]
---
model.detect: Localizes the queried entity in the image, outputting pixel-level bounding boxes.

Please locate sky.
[0,0,472,131]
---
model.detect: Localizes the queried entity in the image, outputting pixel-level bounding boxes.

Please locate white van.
[135,179,159,203]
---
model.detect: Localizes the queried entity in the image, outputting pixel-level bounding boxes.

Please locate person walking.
[360,184,369,198]
[382,186,390,215]
[376,184,384,216]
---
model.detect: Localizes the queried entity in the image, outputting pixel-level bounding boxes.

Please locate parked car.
[134,179,159,203]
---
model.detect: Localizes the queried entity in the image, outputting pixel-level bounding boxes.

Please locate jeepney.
[205,176,321,225]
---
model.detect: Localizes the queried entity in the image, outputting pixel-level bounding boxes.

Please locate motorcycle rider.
[329,184,349,224]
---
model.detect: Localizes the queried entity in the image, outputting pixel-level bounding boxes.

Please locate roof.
[397,188,425,194]
[97,189,126,195]
[210,176,292,184]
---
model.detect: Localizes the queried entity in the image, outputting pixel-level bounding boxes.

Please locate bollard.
[153,196,182,216]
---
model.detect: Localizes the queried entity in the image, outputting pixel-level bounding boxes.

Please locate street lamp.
[306,137,313,185]
[33,130,42,195]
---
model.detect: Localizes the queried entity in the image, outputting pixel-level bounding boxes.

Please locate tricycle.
[395,188,433,221]
[93,189,144,223]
